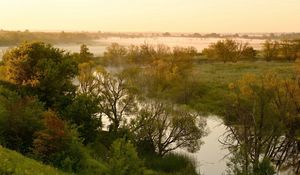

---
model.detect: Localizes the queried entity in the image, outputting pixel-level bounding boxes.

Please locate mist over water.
[0,37,265,60]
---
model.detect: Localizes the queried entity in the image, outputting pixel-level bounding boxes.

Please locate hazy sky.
[1,0,299,33]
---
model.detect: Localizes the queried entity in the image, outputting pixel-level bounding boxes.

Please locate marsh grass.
[190,61,295,114]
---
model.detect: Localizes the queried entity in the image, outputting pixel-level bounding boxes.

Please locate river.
[175,116,228,175]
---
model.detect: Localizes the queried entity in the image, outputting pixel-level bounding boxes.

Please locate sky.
[0,0,300,33]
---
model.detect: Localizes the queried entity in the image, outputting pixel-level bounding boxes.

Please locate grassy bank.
[0,146,67,175]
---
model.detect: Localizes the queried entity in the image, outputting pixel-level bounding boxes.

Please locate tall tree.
[262,40,280,61]
[79,44,93,63]
[93,70,137,132]
[223,73,300,174]
[2,42,78,109]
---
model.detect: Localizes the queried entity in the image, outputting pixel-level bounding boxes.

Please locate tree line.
[100,39,300,64]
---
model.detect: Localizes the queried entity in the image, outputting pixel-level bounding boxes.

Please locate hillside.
[0,146,67,175]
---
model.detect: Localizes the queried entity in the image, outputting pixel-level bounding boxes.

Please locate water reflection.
[221,75,300,175]
[175,116,228,175]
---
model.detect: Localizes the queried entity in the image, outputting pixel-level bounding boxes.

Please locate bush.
[107,138,145,175]
[0,86,44,154]
[32,111,107,174]
[144,153,198,175]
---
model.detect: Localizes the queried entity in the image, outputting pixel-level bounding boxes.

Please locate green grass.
[0,146,68,175]
[195,61,295,84]
[190,61,295,114]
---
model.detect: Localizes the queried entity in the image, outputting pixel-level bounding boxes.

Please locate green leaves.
[108,138,145,175]
[2,42,78,109]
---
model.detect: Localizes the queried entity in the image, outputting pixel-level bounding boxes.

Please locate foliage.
[0,86,44,154]
[262,40,300,61]
[103,43,127,65]
[222,73,300,174]
[2,41,78,109]
[32,110,71,163]
[0,146,67,175]
[32,110,107,174]
[93,70,137,132]
[78,62,97,94]
[131,101,207,156]
[107,138,145,175]
[144,153,198,175]
[103,43,197,66]
[0,30,98,46]
[226,151,275,175]
[73,44,94,64]
[202,39,256,62]
[64,93,101,144]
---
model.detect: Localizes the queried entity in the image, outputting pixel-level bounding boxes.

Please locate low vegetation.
[0,146,67,175]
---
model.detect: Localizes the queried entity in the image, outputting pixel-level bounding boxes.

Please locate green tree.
[107,138,145,175]
[64,93,101,144]
[78,62,97,94]
[0,86,44,154]
[223,73,300,174]
[279,40,300,62]
[2,42,78,109]
[104,43,127,65]
[79,44,93,63]
[202,39,255,62]
[262,40,280,61]
[33,110,106,173]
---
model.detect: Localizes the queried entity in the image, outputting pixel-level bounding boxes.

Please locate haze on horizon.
[0,0,300,33]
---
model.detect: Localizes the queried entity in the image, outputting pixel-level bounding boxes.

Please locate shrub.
[0,86,44,154]
[144,153,198,175]
[107,138,145,175]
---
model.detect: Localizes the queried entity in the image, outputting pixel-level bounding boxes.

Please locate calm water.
[175,116,228,175]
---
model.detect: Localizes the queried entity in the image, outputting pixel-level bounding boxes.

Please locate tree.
[107,138,145,175]
[202,39,255,62]
[77,62,97,95]
[131,101,207,156]
[64,94,101,144]
[140,47,199,103]
[2,42,78,109]
[93,70,137,132]
[0,86,44,153]
[104,43,127,66]
[33,110,70,162]
[79,44,93,63]
[279,40,300,62]
[32,110,104,173]
[223,73,300,174]
[263,40,300,62]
